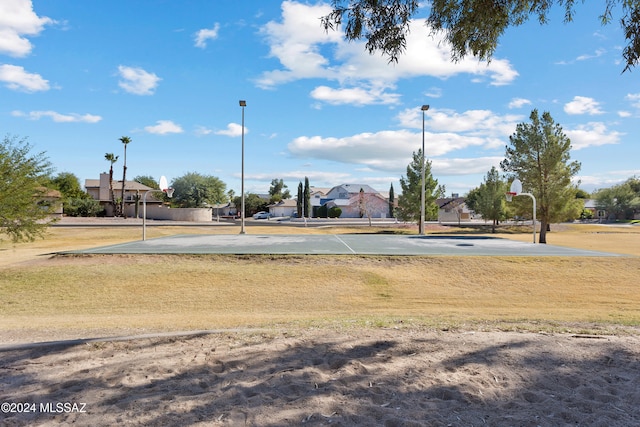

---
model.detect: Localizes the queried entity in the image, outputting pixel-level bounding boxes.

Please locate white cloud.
[617,110,632,118]
[11,110,101,123]
[556,48,607,66]
[395,107,522,138]
[0,64,49,91]
[576,48,606,61]
[432,157,504,176]
[565,122,622,150]
[194,126,213,136]
[256,1,518,103]
[287,106,525,177]
[508,98,532,109]
[310,85,401,106]
[564,96,604,115]
[117,65,161,95]
[425,87,442,98]
[245,170,351,183]
[576,170,640,191]
[0,0,53,57]
[288,129,489,172]
[625,93,640,109]
[144,120,183,135]
[194,23,220,48]
[215,123,246,137]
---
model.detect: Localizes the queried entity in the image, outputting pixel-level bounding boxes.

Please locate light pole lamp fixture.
[239,100,246,234]
[420,104,430,235]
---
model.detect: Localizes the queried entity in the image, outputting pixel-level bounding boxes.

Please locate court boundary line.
[333,235,357,254]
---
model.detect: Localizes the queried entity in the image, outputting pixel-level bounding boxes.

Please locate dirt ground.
[2,221,639,426]
[2,327,639,426]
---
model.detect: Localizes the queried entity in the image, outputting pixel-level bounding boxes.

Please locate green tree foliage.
[580,208,594,220]
[323,0,640,72]
[397,149,439,223]
[171,172,226,208]
[594,177,640,220]
[464,186,480,214]
[296,181,303,217]
[473,167,507,233]
[389,183,395,218]
[64,198,102,217]
[50,172,87,199]
[0,135,54,242]
[500,110,582,243]
[317,205,343,218]
[268,178,291,203]
[50,172,101,217]
[328,206,342,218]
[134,175,170,204]
[133,175,159,190]
[575,188,591,199]
[233,193,268,217]
[304,177,311,218]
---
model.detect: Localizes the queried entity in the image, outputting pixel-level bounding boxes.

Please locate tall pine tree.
[303,177,311,218]
[397,149,439,225]
[388,183,395,218]
[296,181,303,218]
[501,110,581,243]
[474,167,507,233]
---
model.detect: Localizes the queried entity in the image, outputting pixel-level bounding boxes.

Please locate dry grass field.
[1,221,638,342]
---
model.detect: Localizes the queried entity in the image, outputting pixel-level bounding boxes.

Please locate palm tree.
[104,153,119,216]
[119,136,131,218]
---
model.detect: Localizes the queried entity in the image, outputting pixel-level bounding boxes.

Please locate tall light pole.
[239,100,246,234]
[420,104,430,235]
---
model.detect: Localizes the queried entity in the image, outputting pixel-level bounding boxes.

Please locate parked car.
[253,211,271,219]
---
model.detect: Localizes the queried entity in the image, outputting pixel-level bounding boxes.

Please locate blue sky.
[2,1,638,197]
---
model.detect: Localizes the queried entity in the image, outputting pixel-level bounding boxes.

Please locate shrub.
[328,206,342,218]
[580,208,594,220]
[64,198,104,217]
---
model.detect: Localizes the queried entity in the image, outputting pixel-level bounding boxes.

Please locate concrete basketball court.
[61,234,620,257]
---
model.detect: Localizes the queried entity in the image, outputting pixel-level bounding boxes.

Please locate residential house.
[39,187,63,219]
[310,187,330,215]
[211,202,237,218]
[267,199,297,217]
[437,196,470,223]
[322,184,391,218]
[582,199,609,220]
[85,173,159,217]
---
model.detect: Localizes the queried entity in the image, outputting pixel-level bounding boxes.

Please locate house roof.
[85,179,154,191]
[37,187,62,198]
[268,199,297,208]
[436,197,466,209]
[329,183,380,195]
[310,187,331,196]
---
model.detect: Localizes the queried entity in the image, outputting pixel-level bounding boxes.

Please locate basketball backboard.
[510,179,522,195]
[159,176,168,191]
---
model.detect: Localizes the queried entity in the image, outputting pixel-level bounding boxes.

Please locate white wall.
[134,205,212,221]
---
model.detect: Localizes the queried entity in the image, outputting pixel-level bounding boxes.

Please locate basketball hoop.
[505,192,516,202]
[163,187,175,198]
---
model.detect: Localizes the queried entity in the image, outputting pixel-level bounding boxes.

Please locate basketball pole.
[142,187,173,241]
[506,190,536,244]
